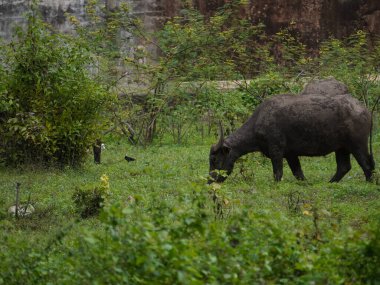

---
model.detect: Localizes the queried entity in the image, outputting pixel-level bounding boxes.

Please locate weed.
[72,174,110,218]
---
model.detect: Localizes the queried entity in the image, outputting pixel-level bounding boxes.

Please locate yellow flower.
[303,210,312,216]
[100,174,110,192]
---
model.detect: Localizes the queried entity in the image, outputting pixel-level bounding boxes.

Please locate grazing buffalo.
[209,94,374,183]
[300,77,349,96]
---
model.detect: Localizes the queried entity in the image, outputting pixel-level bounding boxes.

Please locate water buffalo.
[209,94,374,183]
[300,77,349,96]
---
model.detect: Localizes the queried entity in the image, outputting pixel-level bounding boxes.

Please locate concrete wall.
[0,0,87,38]
[0,0,180,40]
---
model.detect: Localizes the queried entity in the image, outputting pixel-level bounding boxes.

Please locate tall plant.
[157,3,273,82]
[317,31,380,108]
[0,8,110,167]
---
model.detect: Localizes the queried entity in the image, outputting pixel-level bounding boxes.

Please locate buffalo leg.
[286,156,305,180]
[271,157,283,182]
[351,147,374,181]
[269,145,284,182]
[330,149,351,182]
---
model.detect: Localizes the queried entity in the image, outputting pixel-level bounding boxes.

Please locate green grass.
[0,137,379,284]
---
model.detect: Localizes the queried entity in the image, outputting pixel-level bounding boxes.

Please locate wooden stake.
[15,182,20,219]
[93,139,102,164]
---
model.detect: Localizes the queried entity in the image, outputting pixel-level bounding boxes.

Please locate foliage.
[67,0,159,144]
[157,85,251,144]
[271,26,309,76]
[0,145,379,284]
[127,0,312,144]
[196,87,250,122]
[42,0,380,148]
[316,31,380,108]
[0,2,380,283]
[132,1,274,143]
[69,0,143,88]
[152,5,380,141]
[0,9,110,167]
[72,174,110,218]
[243,71,294,107]
[157,5,272,82]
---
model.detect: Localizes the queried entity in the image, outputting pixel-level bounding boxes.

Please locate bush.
[155,85,250,144]
[72,174,110,218]
[24,194,380,284]
[316,31,380,108]
[243,71,293,107]
[0,174,379,284]
[0,11,110,167]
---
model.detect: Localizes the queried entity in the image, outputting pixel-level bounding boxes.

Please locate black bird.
[125,155,136,162]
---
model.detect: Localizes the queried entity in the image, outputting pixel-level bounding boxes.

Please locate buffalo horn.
[216,121,224,148]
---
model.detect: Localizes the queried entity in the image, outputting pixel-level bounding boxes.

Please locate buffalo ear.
[220,144,231,155]
[211,142,230,154]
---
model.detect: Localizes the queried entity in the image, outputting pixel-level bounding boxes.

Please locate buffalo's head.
[208,125,236,183]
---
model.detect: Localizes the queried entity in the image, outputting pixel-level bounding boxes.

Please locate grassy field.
[1,135,380,284]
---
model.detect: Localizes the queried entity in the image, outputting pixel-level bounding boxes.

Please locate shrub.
[0,177,379,284]
[0,10,110,167]
[317,31,380,108]
[243,71,292,107]
[36,195,380,284]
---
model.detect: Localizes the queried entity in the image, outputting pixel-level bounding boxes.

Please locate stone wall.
[0,0,379,47]
[193,0,380,47]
